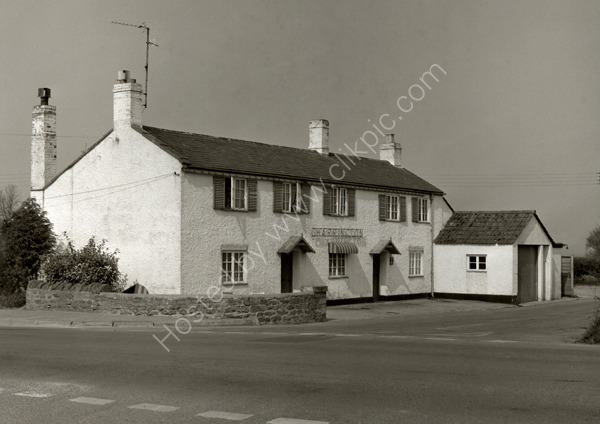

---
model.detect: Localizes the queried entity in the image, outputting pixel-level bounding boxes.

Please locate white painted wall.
[34,127,183,294]
[434,244,515,295]
[181,172,444,300]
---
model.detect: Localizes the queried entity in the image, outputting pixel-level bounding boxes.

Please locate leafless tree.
[0,185,20,222]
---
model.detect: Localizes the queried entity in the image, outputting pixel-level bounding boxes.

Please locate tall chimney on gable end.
[113,70,143,130]
[31,88,57,190]
[379,134,402,168]
[309,119,329,155]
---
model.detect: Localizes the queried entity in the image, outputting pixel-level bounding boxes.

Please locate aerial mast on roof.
[111,21,159,109]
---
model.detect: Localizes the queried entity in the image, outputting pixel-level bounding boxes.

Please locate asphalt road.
[0,299,598,424]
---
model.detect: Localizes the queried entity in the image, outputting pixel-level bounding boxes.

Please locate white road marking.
[425,337,457,341]
[332,333,362,337]
[267,419,329,424]
[128,403,179,412]
[486,340,518,343]
[12,392,52,398]
[197,410,253,420]
[70,397,115,405]
[437,323,484,330]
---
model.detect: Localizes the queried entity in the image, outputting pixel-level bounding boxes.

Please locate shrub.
[575,275,599,286]
[0,198,56,292]
[0,291,25,309]
[580,301,600,344]
[574,257,600,279]
[40,236,126,291]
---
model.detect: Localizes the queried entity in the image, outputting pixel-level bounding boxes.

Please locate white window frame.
[329,253,347,277]
[231,177,248,211]
[386,195,400,221]
[417,198,429,222]
[467,254,487,272]
[409,251,423,277]
[331,187,348,216]
[282,182,302,213]
[221,251,246,284]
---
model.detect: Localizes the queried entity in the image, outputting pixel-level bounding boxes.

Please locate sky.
[0,0,599,255]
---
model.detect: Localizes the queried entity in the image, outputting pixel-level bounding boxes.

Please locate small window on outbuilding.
[467,255,487,271]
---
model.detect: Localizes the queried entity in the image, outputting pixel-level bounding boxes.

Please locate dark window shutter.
[323,188,332,216]
[347,188,356,217]
[411,197,419,222]
[378,195,386,221]
[400,196,407,222]
[247,179,258,212]
[273,182,283,213]
[213,176,226,210]
[301,183,311,214]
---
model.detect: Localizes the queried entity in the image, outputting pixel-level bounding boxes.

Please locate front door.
[281,253,293,293]
[372,254,380,302]
[517,246,538,303]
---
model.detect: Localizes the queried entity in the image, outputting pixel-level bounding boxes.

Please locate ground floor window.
[409,251,423,276]
[329,253,347,277]
[222,251,245,284]
[467,255,487,271]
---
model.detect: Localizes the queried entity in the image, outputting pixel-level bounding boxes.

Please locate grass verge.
[579,300,600,344]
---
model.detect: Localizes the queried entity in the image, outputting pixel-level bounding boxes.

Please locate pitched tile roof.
[138,126,443,194]
[434,211,542,245]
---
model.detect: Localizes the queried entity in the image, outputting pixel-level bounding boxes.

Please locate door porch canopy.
[277,236,316,254]
[369,239,401,255]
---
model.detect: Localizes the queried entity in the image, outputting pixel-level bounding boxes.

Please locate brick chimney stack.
[113,70,143,130]
[379,134,402,168]
[31,88,57,190]
[309,119,329,155]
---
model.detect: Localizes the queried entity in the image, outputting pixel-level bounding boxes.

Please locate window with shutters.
[467,255,487,272]
[331,187,348,216]
[409,251,423,277]
[215,176,255,212]
[282,182,302,213]
[413,197,429,222]
[329,253,347,277]
[386,195,399,220]
[222,251,246,284]
[379,194,406,222]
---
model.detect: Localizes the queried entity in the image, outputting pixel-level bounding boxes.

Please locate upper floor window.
[331,187,348,216]
[379,194,406,222]
[273,182,310,214]
[412,197,430,223]
[467,255,486,271]
[323,186,355,217]
[213,176,257,212]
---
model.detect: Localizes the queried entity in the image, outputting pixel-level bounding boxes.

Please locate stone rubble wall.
[26,282,327,325]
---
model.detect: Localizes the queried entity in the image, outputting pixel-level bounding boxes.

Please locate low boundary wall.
[26,282,327,325]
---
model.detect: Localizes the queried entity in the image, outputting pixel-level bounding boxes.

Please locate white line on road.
[425,337,457,341]
[197,411,253,420]
[267,419,329,424]
[486,340,518,343]
[12,392,53,398]
[128,403,179,412]
[437,323,484,330]
[70,397,115,405]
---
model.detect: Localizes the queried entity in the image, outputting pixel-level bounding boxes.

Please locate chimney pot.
[37,88,51,105]
[117,70,131,82]
[309,119,330,155]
